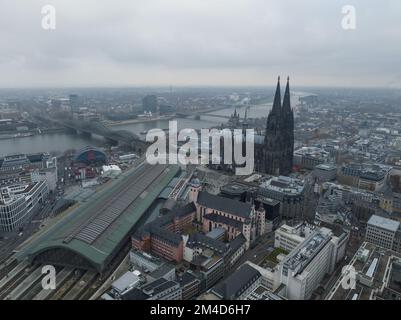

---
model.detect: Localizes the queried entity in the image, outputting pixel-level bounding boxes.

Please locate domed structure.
[74,146,107,166]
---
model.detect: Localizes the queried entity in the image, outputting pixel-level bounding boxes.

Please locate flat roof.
[112,271,140,292]
[260,176,304,195]
[315,164,337,171]
[283,231,331,275]
[16,163,180,272]
[326,242,401,300]
[368,215,400,233]
[206,227,226,239]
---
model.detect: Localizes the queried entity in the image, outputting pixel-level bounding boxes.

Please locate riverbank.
[0,127,69,141]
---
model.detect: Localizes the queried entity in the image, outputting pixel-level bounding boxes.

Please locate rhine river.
[0,102,281,157]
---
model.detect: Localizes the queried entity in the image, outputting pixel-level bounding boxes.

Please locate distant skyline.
[1,0,401,88]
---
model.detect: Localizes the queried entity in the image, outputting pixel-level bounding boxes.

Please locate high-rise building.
[255,77,294,175]
[69,94,80,113]
[142,95,158,113]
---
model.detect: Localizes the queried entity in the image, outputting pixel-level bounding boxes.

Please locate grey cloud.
[0,0,400,87]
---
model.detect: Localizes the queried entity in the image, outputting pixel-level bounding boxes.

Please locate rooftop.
[133,202,197,247]
[368,215,400,233]
[294,146,330,159]
[121,278,180,300]
[260,176,304,195]
[16,163,180,273]
[315,163,337,171]
[326,242,401,300]
[211,264,261,299]
[220,183,249,196]
[111,271,140,293]
[283,231,331,275]
[186,232,229,254]
[197,191,252,218]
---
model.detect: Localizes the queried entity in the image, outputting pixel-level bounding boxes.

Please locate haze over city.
[1,0,401,88]
[1,0,401,309]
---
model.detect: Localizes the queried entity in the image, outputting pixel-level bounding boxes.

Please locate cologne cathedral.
[254,76,294,175]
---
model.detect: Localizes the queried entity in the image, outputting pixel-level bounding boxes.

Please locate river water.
[0,103,275,157]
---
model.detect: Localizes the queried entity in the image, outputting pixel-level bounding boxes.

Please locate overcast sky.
[1,0,400,88]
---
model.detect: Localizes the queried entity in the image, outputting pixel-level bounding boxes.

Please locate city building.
[254,77,294,176]
[101,165,122,179]
[279,231,334,300]
[184,231,245,267]
[0,180,49,231]
[0,153,56,173]
[129,249,176,282]
[274,224,311,252]
[193,189,266,249]
[177,271,201,300]
[380,259,401,300]
[132,202,197,262]
[69,94,80,113]
[244,285,285,300]
[142,95,158,113]
[315,192,349,225]
[293,147,330,170]
[219,182,249,201]
[326,242,401,300]
[203,223,349,300]
[111,270,145,297]
[183,232,247,291]
[338,163,391,191]
[129,250,165,273]
[258,176,305,220]
[209,264,262,300]
[122,278,182,300]
[275,223,349,273]
[0,161,57,192]
[365,214,401,252]
[313,163,337,182]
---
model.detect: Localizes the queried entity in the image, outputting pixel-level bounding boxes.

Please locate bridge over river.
[37,116,150,153]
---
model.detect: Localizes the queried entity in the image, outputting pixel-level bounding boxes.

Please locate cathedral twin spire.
[282,76,291,115]
[260,76,294,176]
[266,76,292,134]
[271,76,282,115]
[271,76,291,115]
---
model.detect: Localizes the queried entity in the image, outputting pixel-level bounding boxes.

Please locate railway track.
[0,264,33,300]
[5,265,43,300]
[1,224,132,300]
[49,269,84,300]
[62,270,98,300]
[0,258,18,280]
[32,267,74,300]
[0,263,90,301]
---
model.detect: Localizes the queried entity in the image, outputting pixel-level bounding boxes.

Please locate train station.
[15,163,181,274]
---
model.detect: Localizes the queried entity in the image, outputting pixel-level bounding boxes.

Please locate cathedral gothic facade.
[255,77,294,176]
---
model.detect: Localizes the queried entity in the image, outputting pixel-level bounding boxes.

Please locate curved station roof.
[16,163,180,273]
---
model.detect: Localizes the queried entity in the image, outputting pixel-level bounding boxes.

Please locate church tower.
[281,77,294,175]
[255,76,294,175]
